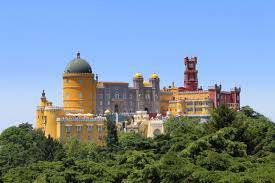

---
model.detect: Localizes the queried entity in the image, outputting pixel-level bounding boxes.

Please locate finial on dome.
[41,90,46,98]
[77,51,80,59]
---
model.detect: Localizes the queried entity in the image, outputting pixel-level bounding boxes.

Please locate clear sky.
[0,0,274,131]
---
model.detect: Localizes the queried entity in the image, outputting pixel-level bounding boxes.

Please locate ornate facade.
[160,57,241,117]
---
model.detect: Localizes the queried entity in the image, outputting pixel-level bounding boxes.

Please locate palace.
[159,57,241,118]
[36,52,241,143]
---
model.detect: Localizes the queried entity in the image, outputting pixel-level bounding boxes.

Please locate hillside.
[0,105,274,183]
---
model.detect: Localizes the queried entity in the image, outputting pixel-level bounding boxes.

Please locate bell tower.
[184,56,198,91]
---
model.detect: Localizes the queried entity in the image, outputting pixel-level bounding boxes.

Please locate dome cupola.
[134,73,143,79]
[150,73,159,79]
[65,52,92,73]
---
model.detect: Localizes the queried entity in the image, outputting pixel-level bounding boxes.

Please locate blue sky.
[0,0,274,131]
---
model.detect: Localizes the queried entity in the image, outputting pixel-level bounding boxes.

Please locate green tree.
[208,104,236,130]
[106,114,118,149]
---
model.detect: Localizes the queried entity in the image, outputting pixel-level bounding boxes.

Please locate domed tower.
[133,73,145,111]
[150,73,160,113]
[133,73,144,89]
[63,52,97,114]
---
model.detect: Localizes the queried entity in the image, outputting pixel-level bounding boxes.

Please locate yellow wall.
[44,108,64,138]
[160,87,213,116]
[57,120,106,145]
[63,73,97,114]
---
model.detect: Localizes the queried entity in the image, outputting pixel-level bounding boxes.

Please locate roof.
[64,52,92,73]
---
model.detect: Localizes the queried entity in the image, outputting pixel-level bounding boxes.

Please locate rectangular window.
[98,125,103,140]
[76,126,82,133]
[99,94,103,99]
[87,125,93,132]
[100,101,103,106]
[78,79,83,84]
[66,79,69,83]
[98,125,103,132]
[78,92,83,98]
[88,136,93,142]
[106,93,110,100]
[107,101,110,105]
[66,92,69,98]
[66,126,72,133]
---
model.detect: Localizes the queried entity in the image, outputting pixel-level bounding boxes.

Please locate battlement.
[57,116,106,123]
[44,106,63,111]
[231,87,241,93]
[184,56,197,64]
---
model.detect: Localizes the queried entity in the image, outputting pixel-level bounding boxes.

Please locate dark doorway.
[114,104,119,113]
[144,107,149,113]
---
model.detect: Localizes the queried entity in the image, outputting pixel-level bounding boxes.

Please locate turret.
[133,73,144,89]
[149,73,160,90]
[150,73,160,113]
[208,84,222,108]
[231,86,241,109]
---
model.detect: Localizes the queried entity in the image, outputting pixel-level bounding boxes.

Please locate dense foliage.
[0,105,274,182]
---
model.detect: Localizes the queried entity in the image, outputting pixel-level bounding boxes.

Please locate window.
[66,126,72,133]
[87,125,93,132]
[106,93,110,100]
[100,101,103,106]
[78,92,83,98]
[76,126,82,133]
[123,93,127,99]
[66,79,69,83]
[98,94,103,99]
[129,94,132,99]
[98,125,103,132]
[145,93,150,100]
[66,92,69,98]
[78,79,83,84]
[107,101,110,105]
[88,136,93,142]
[115,92,119,99]
[98,125,103,140]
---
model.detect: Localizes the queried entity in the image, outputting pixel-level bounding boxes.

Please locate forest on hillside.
[0,105,274,183]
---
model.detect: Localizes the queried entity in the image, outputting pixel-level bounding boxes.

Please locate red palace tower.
[184,56,198,91]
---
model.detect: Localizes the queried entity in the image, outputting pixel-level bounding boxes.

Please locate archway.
[144,107,149,113]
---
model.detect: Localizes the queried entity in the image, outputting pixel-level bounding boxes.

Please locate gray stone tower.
[133,73,145,111]
[150,74,160,113]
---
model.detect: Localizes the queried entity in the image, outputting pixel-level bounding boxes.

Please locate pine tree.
[106,113,118,149]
